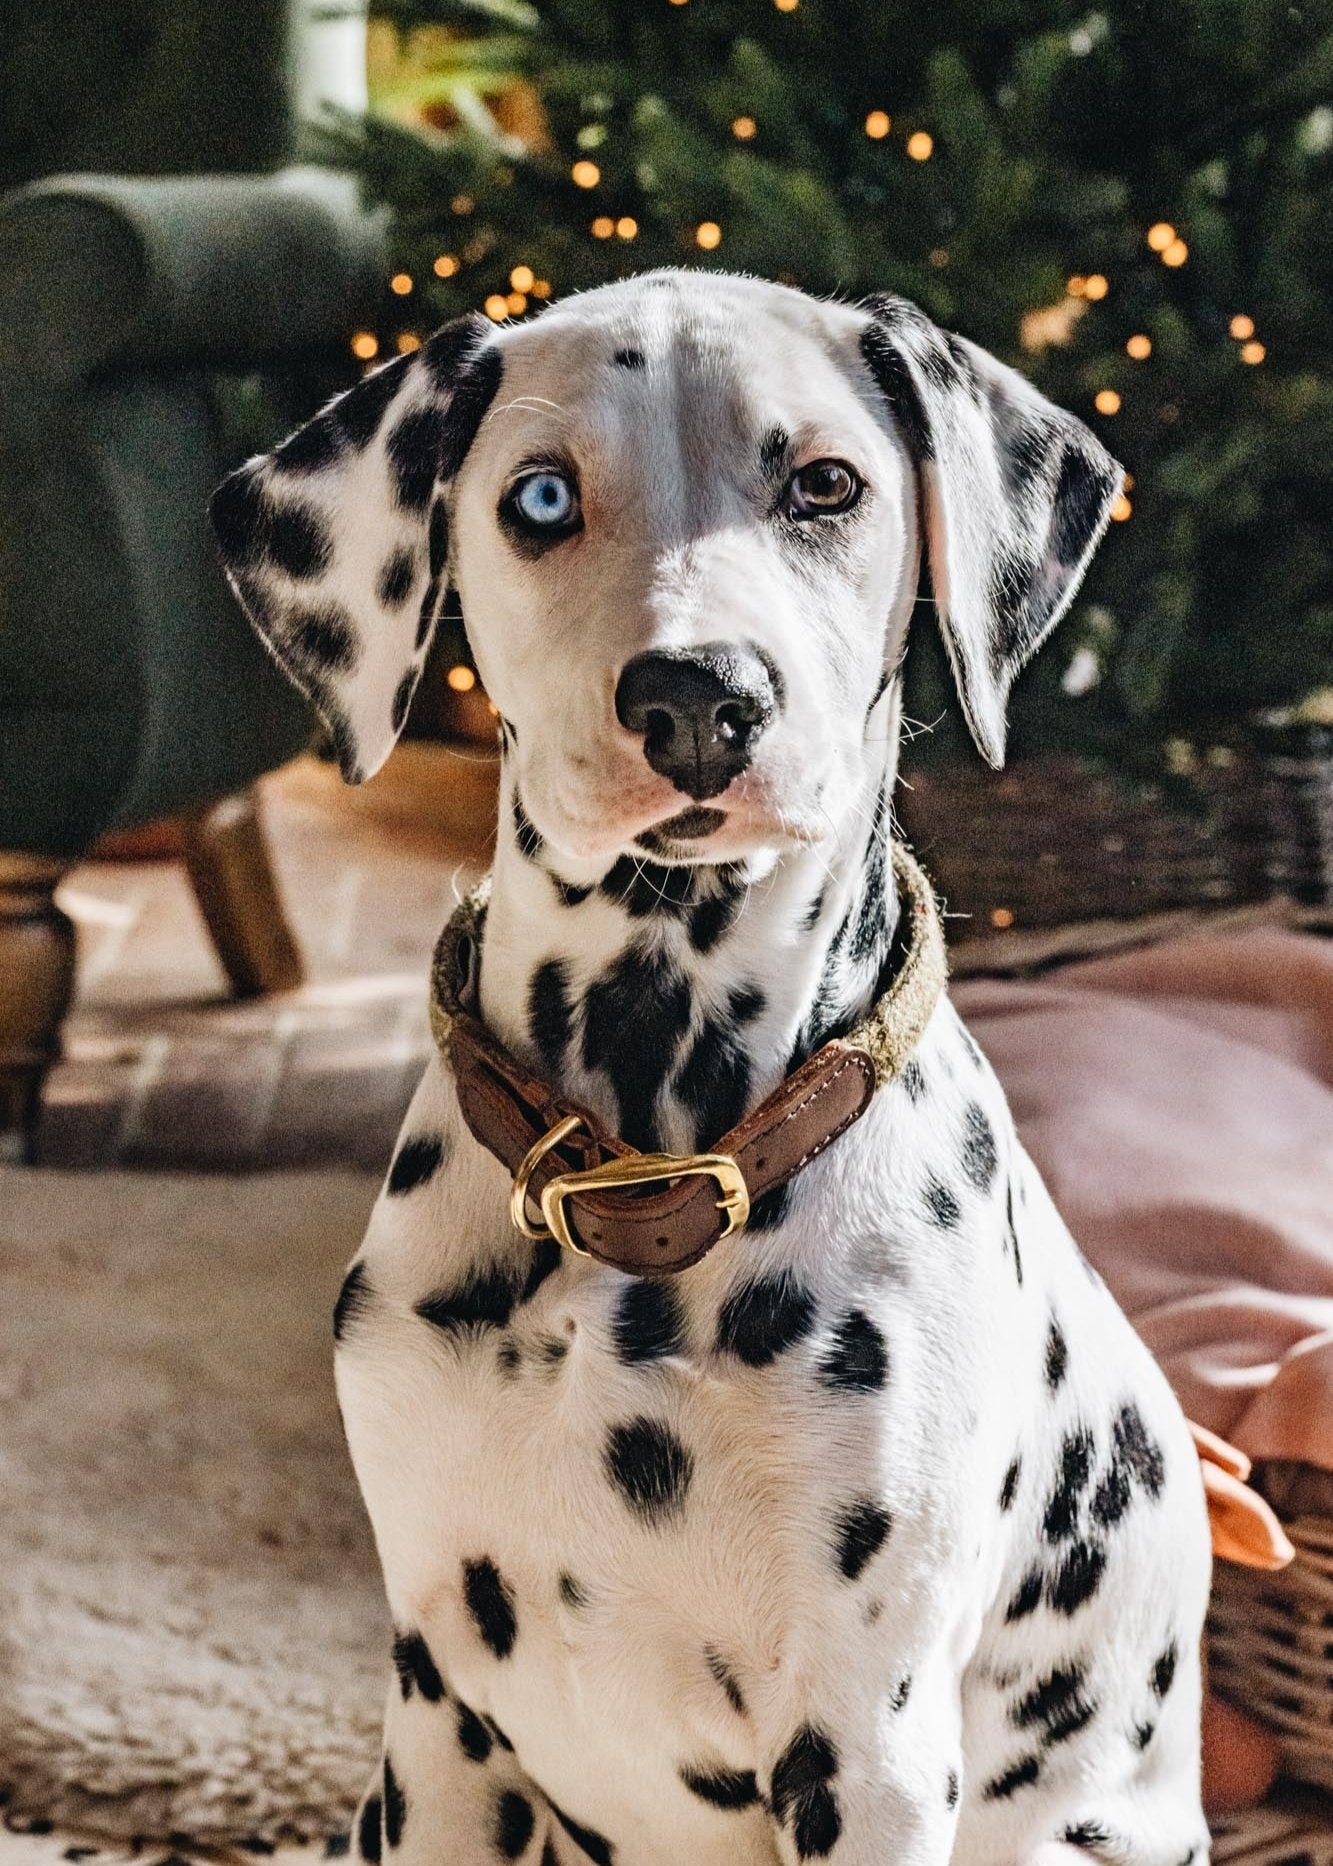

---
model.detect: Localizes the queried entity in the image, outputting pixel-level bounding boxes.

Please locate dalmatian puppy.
[212,271,1212,1866]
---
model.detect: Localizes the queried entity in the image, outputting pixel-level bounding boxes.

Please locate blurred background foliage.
[309,0,1333,764]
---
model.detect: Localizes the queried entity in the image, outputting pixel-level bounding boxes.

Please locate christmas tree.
[312,0,1333,764]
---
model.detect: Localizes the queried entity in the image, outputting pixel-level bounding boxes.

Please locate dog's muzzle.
[615,643,775,801]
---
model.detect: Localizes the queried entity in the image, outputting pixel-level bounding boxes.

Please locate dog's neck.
[473,692,902,1157]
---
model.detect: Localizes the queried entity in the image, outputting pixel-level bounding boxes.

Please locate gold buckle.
[510,1115,751,1256]
[541,1151,750,1256]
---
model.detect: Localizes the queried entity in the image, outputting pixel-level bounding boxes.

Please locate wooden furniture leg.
[180,789,304,998]
[0,852,76,1161]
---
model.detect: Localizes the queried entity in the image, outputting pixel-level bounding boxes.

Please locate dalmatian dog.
[212,271,1212,1866]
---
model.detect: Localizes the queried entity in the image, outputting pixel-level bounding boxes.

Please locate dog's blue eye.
[786,459,862,518]
[509,470,580,530]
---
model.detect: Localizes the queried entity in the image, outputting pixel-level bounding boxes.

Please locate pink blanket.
[954,929,1333,1474]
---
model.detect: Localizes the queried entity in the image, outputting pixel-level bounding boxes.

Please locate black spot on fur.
[675,1014,752,1147]
[925,1177,961,1229]
[1047,1540,1108,1616]
[549,1801,614,1866]
[456,1702,492,1762]
[428,500,449,578]
[1012,1661,1096,1746]
[605,1417,693,1525]
[717,1274,816,1366]
[688,889,741,954]
[334,1262,372,1343]
[1091,1461,1133,1529]
[984,1754,1041,1800]
[818,1310,888,1392]
[357,1795,382,1863]
[513,796,544,861]
[558,1572,587,1609]
[1052,439,1118,568]
[210,465,268,566]
[679,1766,759,1810]
[439,346,504,478]
[382,1758,406,1848]
[890,1674,912,1711]
[497,1339,522,1377]
[528,959,573,1073]
[386,406,448,514]
[521,1237,561,1301]
[705,1646,746,1715]
[770,1725,842,1859]
[462,1556,518,1658]
[900,1058,926,1102]
[1006,1568,1044,1622]
[269,501,332,579]
[1044,1427,1096,1543]
[945,1769,959,1810]
[391,1629,444,1703]
[835,1499,892,1579]
[1045,1317,1069,1391]
[418,1265,518,1337]
[614,347,645,369]
[495,1791,534,1860]
[484,1714,514,1752]
[961,1102,998,1192]
[275,410,345,475]
[614,1278,684,1364]
[600,856,697,917]
[1151,1641,1178,1701]
[747,1181,793,1232]
[1133,1719,1156,1751]
[288,603,359,676]
[377,547,417,608]
[554,877,592,907]
[388,1134,445,1195]
[1064,1820,1115,1847]
[861,305,935,462]
[337,356,411,448]
[1112,1402,1166,1499]
[391,670,417,734]
[582,944,691,1150]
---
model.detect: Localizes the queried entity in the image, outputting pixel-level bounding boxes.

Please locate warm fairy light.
[1126,333,1152,359]
[990,907,1015,929]
[532,279,552,297]
[484,294,509,320]
[572,160,601,188]
[774,0,798,12]
[350,331,378,360]
[451,194,475,216]
[1094,388,1121,414]
[395,332,422,354]
[390,272,413,296]
[732,115,757,140]
[1123,472,1135,490]
[616,216,639,239]
[1111,493,1133,521]
[1240,340,1266,364]
[906,131,934,160]
[1066,274,1087,297]
[1230,314,1255,340]
[1083,273,1108,301]
[506,291,528,314]
[1161,238,1188,267]
[591,215,615,238]
[510,264,535,292]
[1146,222,1175,252]
[447,665,477,692]
[433,254,460,278]
[928,247,949,268]
[696,221,722,249]
[865,110,891,139]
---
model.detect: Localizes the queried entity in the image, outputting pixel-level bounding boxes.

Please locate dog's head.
[212,272,1119,867]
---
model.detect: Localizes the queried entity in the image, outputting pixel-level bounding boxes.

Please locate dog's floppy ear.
[860,295,1121,767]
[210,314,502,783]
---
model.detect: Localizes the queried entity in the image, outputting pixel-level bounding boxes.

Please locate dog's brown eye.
[786,459,862,518]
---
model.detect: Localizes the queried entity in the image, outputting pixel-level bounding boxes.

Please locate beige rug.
[0,1167,386,1845]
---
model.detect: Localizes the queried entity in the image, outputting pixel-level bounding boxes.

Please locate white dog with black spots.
[213,270,1213,1866]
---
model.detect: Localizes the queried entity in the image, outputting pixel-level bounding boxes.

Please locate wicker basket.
[1209,1465,1333,1800]
[896,727,1333,938]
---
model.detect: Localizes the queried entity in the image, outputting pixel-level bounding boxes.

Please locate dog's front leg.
[351,1673,559,1866]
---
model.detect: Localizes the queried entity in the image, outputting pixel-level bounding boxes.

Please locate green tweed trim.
[429,844,947,1086]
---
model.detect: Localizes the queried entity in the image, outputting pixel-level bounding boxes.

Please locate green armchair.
[0,165,387,1152]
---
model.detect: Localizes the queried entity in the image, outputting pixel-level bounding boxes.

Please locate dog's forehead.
[474,271,876,468]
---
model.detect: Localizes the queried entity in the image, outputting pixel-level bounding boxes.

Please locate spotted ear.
[210,314,502,783]
[860,295,1122,767]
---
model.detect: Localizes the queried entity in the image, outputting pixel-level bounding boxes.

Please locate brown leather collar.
[429,845,948,1277]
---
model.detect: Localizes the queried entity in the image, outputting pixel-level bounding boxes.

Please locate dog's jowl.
[214,273,1212,1865]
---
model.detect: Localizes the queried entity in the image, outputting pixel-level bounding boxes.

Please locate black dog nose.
[615,644,776,801]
